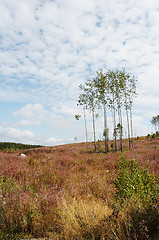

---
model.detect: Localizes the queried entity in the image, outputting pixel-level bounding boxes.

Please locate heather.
[0,137,159,239]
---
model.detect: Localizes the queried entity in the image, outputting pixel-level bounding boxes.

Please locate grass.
[0,137,158,239]
[60,198,112,239]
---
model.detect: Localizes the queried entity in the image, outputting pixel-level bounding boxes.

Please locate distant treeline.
[0,142,43,150]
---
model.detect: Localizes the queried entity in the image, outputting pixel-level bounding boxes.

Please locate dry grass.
[60,197,112,239]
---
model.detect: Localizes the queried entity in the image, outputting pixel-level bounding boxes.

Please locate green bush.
[155,131,159,137]
[113,156,158,204]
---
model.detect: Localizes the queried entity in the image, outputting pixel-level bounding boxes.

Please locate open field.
[0,137,159,239]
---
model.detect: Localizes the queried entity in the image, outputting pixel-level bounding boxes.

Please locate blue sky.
[0,0,159,146]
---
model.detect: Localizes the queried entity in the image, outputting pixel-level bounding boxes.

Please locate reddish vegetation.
[0,137,158,239]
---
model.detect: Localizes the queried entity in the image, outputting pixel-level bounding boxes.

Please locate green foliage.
[75,114,81,120]
[152,133,156,138]
[0,142,43,151]
[96,140,103,153]
[0,231,22,240]
[110,143,114,151]
[155,131,159,137]
[150,115,159,132]
[113,156,158,204]
[0,175,18,196]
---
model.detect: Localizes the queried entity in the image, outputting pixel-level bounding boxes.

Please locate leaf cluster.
[78,68,137,113]
[113,156,158,204]
[150,115,159,131]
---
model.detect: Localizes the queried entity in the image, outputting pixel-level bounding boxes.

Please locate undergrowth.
[113,156,158,204]
[111,156,159,240]
[0,139,158,239]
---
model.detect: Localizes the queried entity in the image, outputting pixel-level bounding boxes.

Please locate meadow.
[0,137,158,239]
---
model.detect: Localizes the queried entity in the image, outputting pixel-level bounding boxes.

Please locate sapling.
[113,156,158,204]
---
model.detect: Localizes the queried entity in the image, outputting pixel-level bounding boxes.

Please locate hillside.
[0,137,158,239]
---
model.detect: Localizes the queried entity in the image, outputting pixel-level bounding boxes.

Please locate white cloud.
[14,104,49,119]
[138,66,159,95]
[0,126,40,144]
[44,137,62,146]
[18,119,41,127]
[0,0,159,144]
[131,115,151,137]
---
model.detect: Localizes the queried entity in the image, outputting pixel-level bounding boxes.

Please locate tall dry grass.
[60,198,112,239]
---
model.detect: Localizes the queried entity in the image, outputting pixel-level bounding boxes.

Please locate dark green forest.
[0,142,43,150]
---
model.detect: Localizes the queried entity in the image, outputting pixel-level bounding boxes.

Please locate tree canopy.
[76,68,137,152]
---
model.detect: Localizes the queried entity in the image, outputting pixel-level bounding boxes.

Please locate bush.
[107,200,159,240]
[146,134,150,138]
[110,157,159,239]
[155,131,159,137]
[113,156,158,204]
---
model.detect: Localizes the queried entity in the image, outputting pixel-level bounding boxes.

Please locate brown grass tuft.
[60,197,112,239]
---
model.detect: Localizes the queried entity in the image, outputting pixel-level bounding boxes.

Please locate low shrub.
[110,156,159,240]
[106,200,159,240]
[113,156,158,204]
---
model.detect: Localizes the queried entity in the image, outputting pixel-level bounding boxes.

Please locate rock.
[19,153,26,158]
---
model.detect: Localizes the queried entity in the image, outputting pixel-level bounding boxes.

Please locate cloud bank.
[0,0,159,145]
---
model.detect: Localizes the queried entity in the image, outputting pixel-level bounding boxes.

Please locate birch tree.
[75,110,88,149]
[128,75,137,149]
[107,70,118,151]
[77,94,89,149]
[116,69,126,152]
[151,116,158,132]
[157,115,159,132]
[78,78,98,152]
[95,69,109,153]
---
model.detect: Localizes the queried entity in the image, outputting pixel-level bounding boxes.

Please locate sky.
[0,0,159,146]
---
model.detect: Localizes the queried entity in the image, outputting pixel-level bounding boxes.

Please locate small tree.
[116,69,127,152]
[128,75,137,149]
[116,123,123,142]
[107,70,118,151]
[77,96,89,149]
[95,69,109,153]
[151,116,158,132]
[78,78,98,152]
[157,115,159,131]
[123,70,137,150]
[113,156,158,204]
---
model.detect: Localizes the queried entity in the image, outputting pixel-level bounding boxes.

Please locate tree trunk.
[104,103,109,153]
[126,108,131,150]
[113,99,117,151]
[92,109,97,152]
[83,106,88,150]
[118,106,123,152]
[130,107,133,150]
